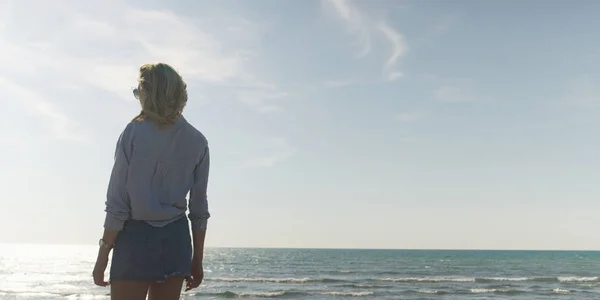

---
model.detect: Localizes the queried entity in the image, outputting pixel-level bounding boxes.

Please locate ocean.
[0,244,599,299]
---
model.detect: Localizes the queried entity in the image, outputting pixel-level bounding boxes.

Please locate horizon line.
[0,242,598,252]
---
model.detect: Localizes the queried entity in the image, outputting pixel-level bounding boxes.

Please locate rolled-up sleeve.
[103,124,133,231]
[188,145,211,230]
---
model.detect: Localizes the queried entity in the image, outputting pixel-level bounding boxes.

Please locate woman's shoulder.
[183,121,208,145]
[117,120,158,143]
[123,120,150,135]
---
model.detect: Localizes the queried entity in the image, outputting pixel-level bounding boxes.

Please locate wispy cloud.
[413,15,458,47]
[323,0,407,81]
[377,22,407,81]
[125,9,245,83]
[243,138,296,168]
[0,2,285,108]
[324,0,372,58]
[0,78,87,142]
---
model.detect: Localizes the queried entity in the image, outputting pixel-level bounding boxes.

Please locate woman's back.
[106,118,208,226]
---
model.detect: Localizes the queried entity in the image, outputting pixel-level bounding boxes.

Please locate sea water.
[1,244,599,299]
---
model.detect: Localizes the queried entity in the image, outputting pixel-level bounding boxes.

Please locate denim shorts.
[110,216,192,282]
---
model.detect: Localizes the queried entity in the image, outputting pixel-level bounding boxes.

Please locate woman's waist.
[126,213,188,229]
[117,215,190,245]
[129,197,187,219]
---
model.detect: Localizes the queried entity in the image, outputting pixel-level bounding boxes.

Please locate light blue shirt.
[103,116,210,231]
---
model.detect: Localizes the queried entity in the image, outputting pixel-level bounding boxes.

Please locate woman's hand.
[185,257,204,291]
[92,250,110,287]
[187,227,207,291]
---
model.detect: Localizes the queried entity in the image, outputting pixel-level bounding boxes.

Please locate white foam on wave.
[379,277,475,282]
[553,288,571,294]
[380,276,599,283]
[212,277,315,283]
[351,284,378,288]
[558,276,598,282]
[236,291,286,297]
[471,288,525,294]
[482,277,529,281]
[0,291,108,299]
[320,291,374,297]
[65,295,110,299]
[417,289,439,294]
[7,292,61,297]
[471,288,497,293]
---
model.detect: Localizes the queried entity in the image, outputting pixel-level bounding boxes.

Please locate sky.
[1,0,599,250]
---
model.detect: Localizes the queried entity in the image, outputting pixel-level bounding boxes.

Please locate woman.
[92,63,211,300]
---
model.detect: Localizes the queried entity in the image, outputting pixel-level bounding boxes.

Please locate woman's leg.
[110,280,151,300]
[148,276,185,300]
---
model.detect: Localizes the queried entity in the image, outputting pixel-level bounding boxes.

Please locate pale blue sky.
[1,0,599,250]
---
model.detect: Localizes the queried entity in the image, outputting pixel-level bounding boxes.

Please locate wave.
[211,291,290,298]
[378,277,476,283]
[415,289,447,295]
[200,287,574,298]
[378,276,600,283]
[205,290,374,298]
[0,292,62,298]
[470,288,524,295]
[320,291,374,297]
[558,276,598,282]
[0,291,111,300]
[339,284,391,289]
[208,277,345,283]
[478,276,598,283]
[209,275,600,285]
[553,288,571,294]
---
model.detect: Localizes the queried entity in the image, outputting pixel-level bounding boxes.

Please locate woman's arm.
[189,145,211,260]
[93,124,133,286]
[103,124,134,242]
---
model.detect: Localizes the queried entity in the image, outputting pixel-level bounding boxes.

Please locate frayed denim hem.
[156,272,191,283]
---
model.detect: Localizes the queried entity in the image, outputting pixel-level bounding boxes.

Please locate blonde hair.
[132,63,188,128]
